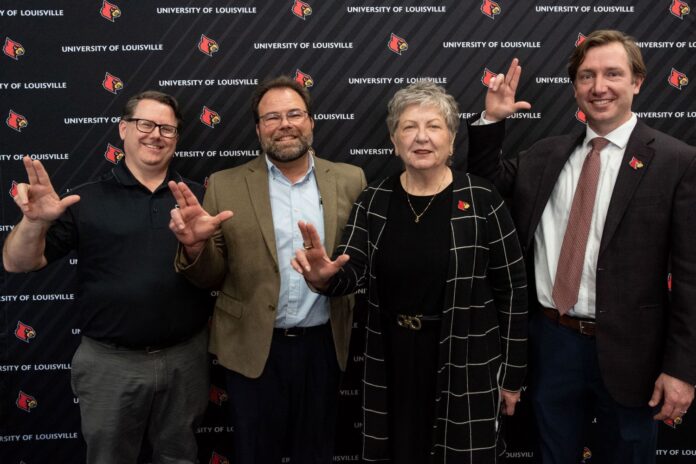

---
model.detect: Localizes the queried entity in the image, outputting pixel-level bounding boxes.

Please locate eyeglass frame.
[123,118,179,138]
[257,109,310,128]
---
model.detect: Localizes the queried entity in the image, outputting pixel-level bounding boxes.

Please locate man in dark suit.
[167,76,366,463]
[468,30,696,463]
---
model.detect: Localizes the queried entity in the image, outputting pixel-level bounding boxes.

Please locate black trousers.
[224,323,340,464]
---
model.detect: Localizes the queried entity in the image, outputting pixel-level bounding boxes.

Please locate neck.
[124,158,167,192]
[402,166,451,195]
[269,152,311,184]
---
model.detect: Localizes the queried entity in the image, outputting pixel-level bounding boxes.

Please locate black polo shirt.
[44,161,213,348]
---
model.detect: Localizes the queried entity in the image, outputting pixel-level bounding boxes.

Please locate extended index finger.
[168,181,199,209]
[505,58,520,87]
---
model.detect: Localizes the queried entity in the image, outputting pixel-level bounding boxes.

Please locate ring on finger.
[303,243,314,250]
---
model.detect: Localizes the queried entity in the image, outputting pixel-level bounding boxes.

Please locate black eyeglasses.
[124,118,178,138]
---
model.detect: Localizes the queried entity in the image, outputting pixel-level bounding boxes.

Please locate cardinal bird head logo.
[7,110,28,132]
[575,33,587,47]
[581,446,592,463]
[209,385,229,406]
[210,452,230,464]
[575,108,587,124]
[103,73,124,94]
[481,68,497,88]
[291,0,312,19]
[200,107,221,128]
[668,68,688,90]
[663,416,683,428]
[100,0,122,22]
[480,0,502,19]
[10,180,19,198]
[198,35,219,56]
[294,69,314,88]
[388,33,408,55]
[3,37,25,60]
[15,321,37,343]
[104,143,124,164]
[16,391,38,412]
[670,0,691,18]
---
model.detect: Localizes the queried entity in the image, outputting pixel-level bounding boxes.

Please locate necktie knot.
[590,137,609,153]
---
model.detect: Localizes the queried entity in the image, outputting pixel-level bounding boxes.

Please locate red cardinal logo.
[200,107,221,128]
[575,33,587,47]
[670,0,691,18]
[7,110,28,132]
[629,156,644,170]
[668,68,688,90]
[210,452,230,464]
[10,180,19,198]
[3,37,25,60]
[291,0,312,19]
[198,35,219,56]
[575,108,587,124]
[481,68,497,88]
[667,272,672,291]
[16,391,38,412]
[481,0,502,19]
[457,200,470,211]
[581,446,592,463]
[103,73,124,94]
[100,0,122,22]
[209,385,229,406]
[388,33,408,55]
[15,321,37,342]
[664,416,683,428]
[294,69,314,88]
[104,143,124,164]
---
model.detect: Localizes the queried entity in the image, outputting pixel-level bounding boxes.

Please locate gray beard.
[262,133,313,163]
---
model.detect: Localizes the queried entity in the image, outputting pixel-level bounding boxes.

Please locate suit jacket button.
[268,304,275,311]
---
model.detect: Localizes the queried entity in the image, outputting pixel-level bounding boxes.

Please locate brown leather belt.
[542,307,596,337]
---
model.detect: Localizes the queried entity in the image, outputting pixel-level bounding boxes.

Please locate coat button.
[268,304,275,311]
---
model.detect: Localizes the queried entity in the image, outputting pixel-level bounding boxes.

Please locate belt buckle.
[396,314,422,331]
[283,328,299,337]
[578,320,594,336]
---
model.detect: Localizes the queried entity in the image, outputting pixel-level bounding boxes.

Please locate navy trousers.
[224,323,340,464]
[528,311,657,464]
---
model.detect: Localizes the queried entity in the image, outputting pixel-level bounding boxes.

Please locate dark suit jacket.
[468,118,696,407]
[176,155,366,378]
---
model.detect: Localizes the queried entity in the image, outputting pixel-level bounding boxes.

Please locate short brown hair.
[251,76,312,123]
[121,90,183,128]
[568,30,646,83]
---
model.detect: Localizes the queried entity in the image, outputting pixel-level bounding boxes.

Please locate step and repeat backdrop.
[1,0,695,462]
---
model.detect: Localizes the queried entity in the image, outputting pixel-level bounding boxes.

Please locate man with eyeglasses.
[3,90,212,463]
[168,76,366,463]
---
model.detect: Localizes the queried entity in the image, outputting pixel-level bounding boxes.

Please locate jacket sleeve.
[466,116,518,199]
[485,185,528,391]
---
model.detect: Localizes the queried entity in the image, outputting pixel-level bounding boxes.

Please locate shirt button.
[152,208,158,213]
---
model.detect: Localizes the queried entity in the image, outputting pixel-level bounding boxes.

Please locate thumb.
[215,210,234,223]
[514,101,532,111]
[60,194,81,209]
[333,254,350,269]
[649,380,664,407]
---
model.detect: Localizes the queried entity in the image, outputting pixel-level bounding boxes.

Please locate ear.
[255,123,260,138]
[118,120,127,141]
[390,134,398,155]
[309,116,315,131]
[632,75,645,95]
[450,133,456,153]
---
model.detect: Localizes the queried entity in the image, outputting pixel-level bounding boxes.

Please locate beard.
[261,128,313,163]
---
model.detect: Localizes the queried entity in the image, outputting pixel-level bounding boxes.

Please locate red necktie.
[552,137,609,315]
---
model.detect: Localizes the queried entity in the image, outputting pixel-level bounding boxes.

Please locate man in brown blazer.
[469,30,696,463]
[168,76,366,463]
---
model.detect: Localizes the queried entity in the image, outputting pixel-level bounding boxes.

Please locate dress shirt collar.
[264,151,315,184]
[583,113,637,151]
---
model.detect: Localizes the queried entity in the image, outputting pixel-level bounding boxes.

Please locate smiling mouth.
[143,142,163,150]
[590,99,614,106]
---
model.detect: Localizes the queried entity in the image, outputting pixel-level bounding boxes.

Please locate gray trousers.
[71,329,209,464]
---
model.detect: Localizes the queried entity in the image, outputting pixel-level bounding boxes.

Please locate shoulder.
[637,121,696,157]
[62,169,115,197]
[210,157,263,183]
[316,156,364,177]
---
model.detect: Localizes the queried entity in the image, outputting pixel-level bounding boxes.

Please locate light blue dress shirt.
[265,154,330,328]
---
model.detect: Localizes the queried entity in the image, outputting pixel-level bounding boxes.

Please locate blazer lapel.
[314,156,338,251]
[599,121,655,255]
[245,156,279,265]
[524,133,584,249]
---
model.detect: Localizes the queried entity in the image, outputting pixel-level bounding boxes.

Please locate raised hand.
[484,58,532,122]
[14,156,80,224]
[168,181,233,258]
[291,220,349,290]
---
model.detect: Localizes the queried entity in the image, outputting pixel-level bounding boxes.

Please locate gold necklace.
[404,170,448,223]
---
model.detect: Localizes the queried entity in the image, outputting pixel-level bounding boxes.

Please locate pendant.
[415,217,420,223]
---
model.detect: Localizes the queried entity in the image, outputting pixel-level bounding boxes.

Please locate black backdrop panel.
[1,1,695,462]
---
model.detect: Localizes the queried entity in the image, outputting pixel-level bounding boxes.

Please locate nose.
[414,125,429,142]
[592,75,607,94]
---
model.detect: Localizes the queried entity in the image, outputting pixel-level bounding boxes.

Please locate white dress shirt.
[534,114,638,318]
